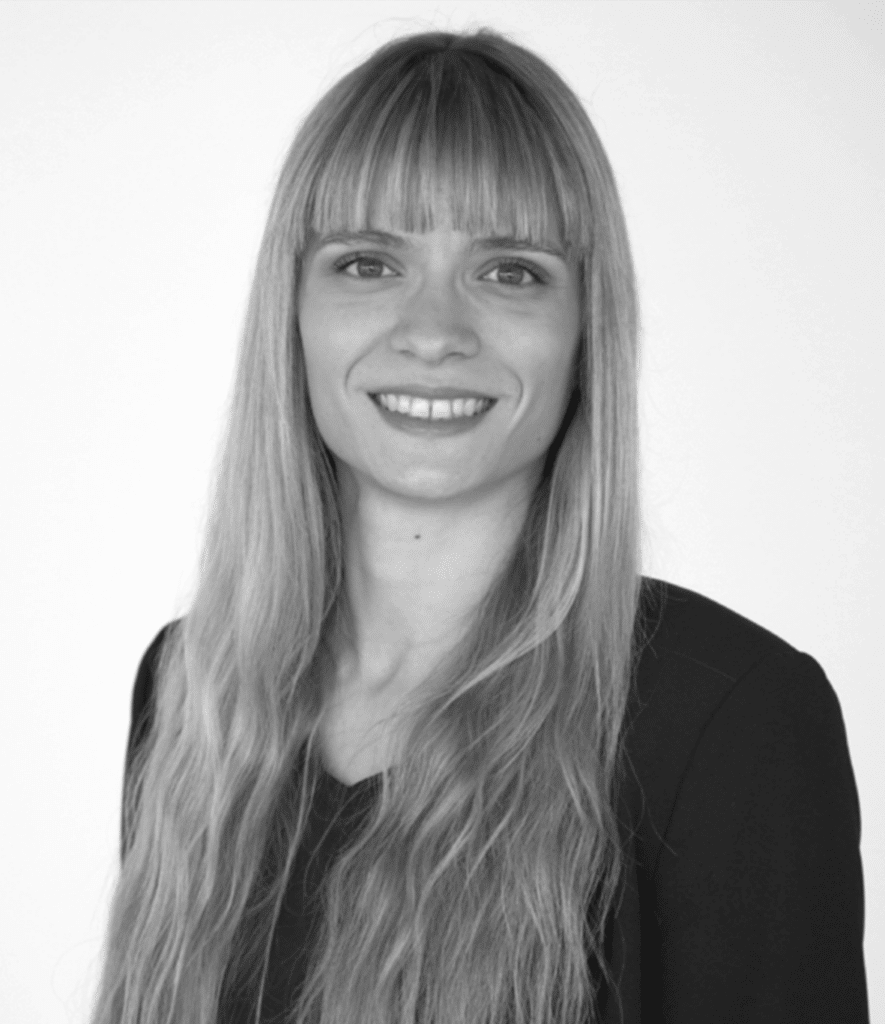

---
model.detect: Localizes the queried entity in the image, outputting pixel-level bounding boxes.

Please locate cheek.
[299,296,364,385]
[297,321,340,447]
[518,329,579,413]
[517,358,578,450]
[299,304,339,393]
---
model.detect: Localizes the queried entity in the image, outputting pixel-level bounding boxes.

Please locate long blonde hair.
[90,27,643,1024]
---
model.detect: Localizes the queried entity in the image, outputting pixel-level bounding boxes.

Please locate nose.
[389,277,481,363]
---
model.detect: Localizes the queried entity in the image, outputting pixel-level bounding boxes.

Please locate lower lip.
[369,395,496,434]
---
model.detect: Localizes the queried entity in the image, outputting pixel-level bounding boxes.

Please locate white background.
[1,1,882,1020]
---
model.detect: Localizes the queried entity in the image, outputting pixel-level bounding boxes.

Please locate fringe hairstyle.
[89,26,643,1024]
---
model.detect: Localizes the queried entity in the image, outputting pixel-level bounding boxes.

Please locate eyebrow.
[314,230,567,261]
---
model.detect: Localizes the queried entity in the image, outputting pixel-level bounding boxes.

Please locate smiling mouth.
[370,393,497,421]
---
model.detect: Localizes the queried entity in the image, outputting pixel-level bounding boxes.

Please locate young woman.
[89,28,868,1024]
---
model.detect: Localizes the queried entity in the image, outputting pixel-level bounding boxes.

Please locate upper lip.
[368,385,496,400]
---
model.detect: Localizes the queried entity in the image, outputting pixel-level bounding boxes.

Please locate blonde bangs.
[305,50,586,261]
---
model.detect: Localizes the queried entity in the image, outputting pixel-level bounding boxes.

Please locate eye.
[333,253,396,278]
[331,253,546,287]
[482,260,545,287]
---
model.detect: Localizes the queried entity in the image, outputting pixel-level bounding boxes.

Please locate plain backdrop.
[1,1,882,1020]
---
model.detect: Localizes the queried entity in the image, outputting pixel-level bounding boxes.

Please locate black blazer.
[123,578,869,1023]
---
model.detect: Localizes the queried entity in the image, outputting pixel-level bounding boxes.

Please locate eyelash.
[331,252,546,286]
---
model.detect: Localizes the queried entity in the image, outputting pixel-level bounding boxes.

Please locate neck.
[331,468,535,696]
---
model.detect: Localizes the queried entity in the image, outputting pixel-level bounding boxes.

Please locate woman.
[88,27,867,1024]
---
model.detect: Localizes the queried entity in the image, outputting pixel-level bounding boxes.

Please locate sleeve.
[651,649,868,1023]
[120,623,175,864]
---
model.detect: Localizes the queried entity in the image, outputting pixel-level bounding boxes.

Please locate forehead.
[302,134,576,265]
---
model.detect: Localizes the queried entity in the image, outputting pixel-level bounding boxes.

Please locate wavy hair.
[89,26,643,1024]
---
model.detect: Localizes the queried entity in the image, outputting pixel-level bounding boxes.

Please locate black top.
[123,578,869,1023]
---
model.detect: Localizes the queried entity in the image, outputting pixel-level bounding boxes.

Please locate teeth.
[375,393,493,419]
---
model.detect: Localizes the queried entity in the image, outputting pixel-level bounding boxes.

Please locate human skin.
[298,227,581,696]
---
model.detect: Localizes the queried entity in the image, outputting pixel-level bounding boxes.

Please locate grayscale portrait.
[2,4,879,1023]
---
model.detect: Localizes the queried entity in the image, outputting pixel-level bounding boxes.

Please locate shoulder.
[625,577,858,872]
[631,575,837,723]
[121,618,183,861]
[634,575,800,680]
[127,618,183,761]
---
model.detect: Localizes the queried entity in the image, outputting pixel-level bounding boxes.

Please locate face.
[298,227,581,507]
